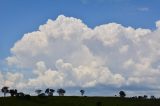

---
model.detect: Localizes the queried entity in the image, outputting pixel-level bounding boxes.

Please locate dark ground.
[0,96,160,106]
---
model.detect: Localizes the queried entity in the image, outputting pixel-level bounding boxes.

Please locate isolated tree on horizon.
[35,89,42,96]
[144,95,148,99]
[80,89,85,96]
[9,89,17,97]
[45,88,55,96]
[119,91,126,98]
[45,88,50,94]
[57,88,66,96]
[49,89,55,96]
[1,86,9,97]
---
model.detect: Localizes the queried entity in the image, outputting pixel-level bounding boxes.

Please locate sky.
[0,0,160,96]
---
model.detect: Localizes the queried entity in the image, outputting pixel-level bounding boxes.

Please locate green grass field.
[0,96,160,106]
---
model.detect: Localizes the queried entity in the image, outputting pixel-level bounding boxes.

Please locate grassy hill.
[0,96,160,106]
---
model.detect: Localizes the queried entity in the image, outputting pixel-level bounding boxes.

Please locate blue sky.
[0,0,160,60]
[1,0,160,96]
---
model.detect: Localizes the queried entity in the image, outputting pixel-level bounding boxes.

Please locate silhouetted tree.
[119,91,126,97]
[45,88,49,94]
[49,89,55,96]
[16,92,25,97]
[45,88,55,96]
[131,96,137,99]
[38,93,45,97]
[1,86,9,97]
[57,88,65,96]
[16,92,30,100]
[138,96,143,99]
[150,95,156,99]
[35,89,42,96]
[80,89,85,96]
[9,89,17,97]
[144,95,148,99]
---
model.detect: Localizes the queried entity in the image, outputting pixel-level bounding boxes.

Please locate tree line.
[1,86,85,97]
[1,86,157,100]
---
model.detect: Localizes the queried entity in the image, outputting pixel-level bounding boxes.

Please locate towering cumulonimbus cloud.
[3,15,160,95]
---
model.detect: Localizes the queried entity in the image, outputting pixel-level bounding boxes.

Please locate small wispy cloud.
[80,0,130,4]
[137,7,149,12]
[80,0,89,4]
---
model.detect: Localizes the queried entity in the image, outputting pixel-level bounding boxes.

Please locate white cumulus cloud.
[2,15,160,96]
